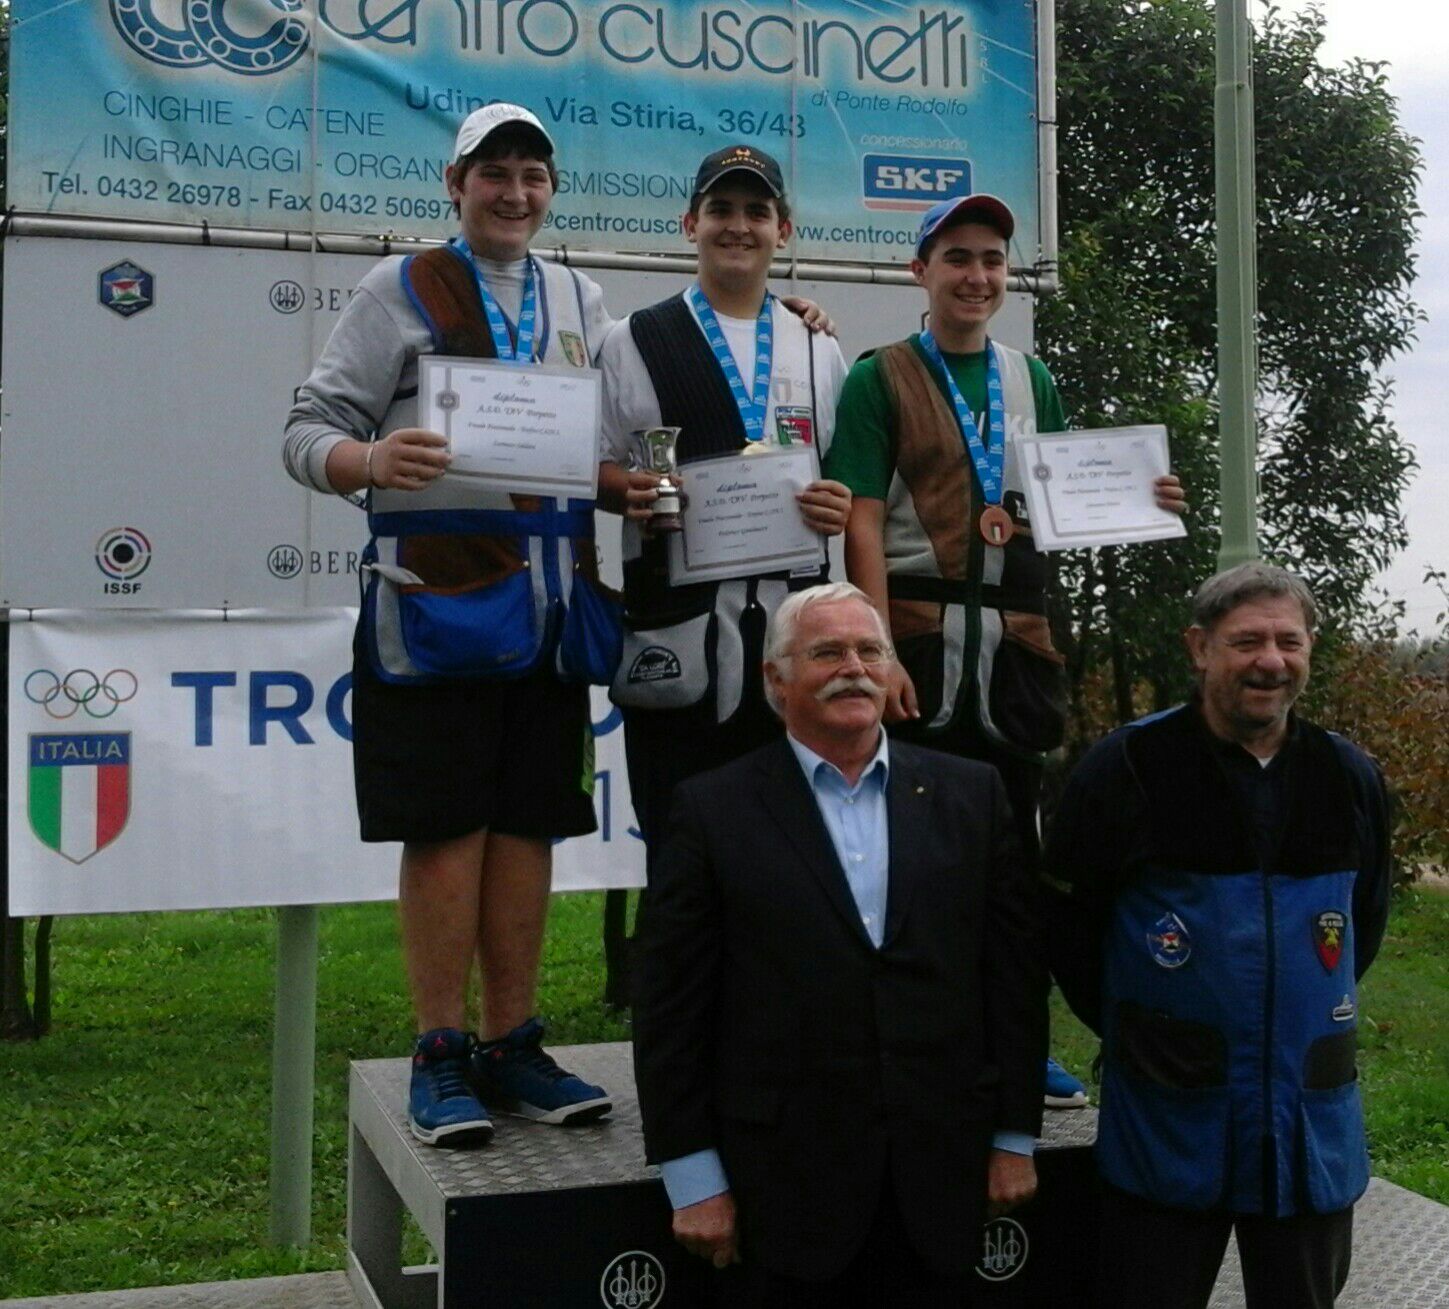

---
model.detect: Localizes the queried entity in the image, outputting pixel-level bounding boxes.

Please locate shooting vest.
[1097,705,1371,1216]
[609,293,825,724]
[875,338,1067,755]
[360,245,619,685]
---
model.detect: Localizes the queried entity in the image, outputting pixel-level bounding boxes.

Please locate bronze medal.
[980,505,1014,546]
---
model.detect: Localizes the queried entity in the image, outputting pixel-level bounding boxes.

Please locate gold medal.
[980,505,1014,546]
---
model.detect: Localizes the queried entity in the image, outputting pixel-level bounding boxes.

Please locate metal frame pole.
[1037,0,1060,293]
[1215,0,1261,568]
[269,903,319,1247]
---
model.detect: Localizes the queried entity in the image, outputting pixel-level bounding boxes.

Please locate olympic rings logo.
[25,669,140,720]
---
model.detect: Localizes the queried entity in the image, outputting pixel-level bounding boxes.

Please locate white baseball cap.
[451,103,554,166]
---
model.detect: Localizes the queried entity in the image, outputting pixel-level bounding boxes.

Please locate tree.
[1038,0,1423,726]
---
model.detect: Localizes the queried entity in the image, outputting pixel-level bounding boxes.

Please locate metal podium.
[348,1042,1099,1307]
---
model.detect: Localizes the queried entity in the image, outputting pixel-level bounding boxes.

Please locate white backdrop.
[6,610,643,916]
[0,234,1030,609]
[0,233,1033,915]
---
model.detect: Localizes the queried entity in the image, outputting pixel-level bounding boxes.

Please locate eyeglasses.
[786,641,895,668]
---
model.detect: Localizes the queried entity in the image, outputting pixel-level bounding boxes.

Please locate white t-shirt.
[598,291,848,466]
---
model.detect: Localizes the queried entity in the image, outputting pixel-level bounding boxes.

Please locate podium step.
[346,1041,1103,1306]
[344,1042,1449,1308]
[1210,1177,1449,1308]
[8,1046,1442,1307]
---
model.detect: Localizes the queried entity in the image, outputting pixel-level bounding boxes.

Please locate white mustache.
[817,675,883,703]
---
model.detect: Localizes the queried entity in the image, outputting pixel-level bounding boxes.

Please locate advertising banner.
[9,0,1041,265]
[5,610,645,915]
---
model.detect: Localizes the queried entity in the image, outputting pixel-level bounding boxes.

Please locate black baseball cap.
[691,145,785,203]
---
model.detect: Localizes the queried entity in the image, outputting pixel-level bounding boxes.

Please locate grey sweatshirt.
[283,252,612,494]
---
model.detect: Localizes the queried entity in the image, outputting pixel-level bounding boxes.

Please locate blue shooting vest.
[361,244,620,685]
[1097,705,1370,1216]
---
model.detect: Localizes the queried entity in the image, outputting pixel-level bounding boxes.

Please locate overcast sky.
[1273,0,1445,632]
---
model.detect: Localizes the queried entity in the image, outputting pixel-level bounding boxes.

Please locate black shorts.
[351,650,598,845]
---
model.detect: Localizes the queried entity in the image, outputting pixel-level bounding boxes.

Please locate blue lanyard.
[918,332,1006,504]
[451,237,538,363]
[688,285,774,445]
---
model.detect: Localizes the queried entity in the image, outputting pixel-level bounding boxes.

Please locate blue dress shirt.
[659,730,1033,1210]
[788,731,892,947]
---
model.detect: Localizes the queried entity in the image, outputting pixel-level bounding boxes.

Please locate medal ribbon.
[688,284,774,445]
[918,331,1006,504]
[451,237,538,363]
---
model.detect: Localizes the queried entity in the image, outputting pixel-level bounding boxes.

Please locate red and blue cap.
[913,194,1015,258]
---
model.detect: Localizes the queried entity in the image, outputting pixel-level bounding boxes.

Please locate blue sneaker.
[1045,1056,1088,1109]
[470,1018,612,1125]
[408,1028,494,1146]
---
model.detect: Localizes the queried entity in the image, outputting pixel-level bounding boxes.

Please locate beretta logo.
[600,1249,664,1307]
[98,260,155,318]
[976,1216,1029,1282]
[268,545,305,579]
[270,280,306,314]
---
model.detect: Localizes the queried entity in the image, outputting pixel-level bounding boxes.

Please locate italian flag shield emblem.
[28,733,131,864]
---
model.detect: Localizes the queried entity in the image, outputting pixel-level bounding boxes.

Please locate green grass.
[0,894,632,1299]
[1,887,1445,1298]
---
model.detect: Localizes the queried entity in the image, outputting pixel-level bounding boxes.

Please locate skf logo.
[99,261,155,318]
[863,154,972,211]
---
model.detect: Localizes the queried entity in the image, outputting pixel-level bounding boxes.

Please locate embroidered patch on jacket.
[1332,994,1355,1023]
[1313,909,1347,972]
[559,330,587,367]
[627,647,681,683]
[1147,912,1192,968]
[774,406,814,445]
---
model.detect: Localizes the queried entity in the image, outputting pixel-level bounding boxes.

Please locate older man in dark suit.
[632,581,1047,1304]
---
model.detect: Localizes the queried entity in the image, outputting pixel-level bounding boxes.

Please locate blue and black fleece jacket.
[1043,703,1392,1217]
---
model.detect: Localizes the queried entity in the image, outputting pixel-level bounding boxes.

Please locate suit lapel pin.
[915,785,926,794]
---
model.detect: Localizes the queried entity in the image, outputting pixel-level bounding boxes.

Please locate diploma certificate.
[419,356,601,500]
[1017,425,1187,552]
[668,447,827,585]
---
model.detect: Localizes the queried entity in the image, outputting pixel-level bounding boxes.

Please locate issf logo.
[863,155,972,211]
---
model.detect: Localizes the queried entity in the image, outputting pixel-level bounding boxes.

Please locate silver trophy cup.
[632,426,684,533]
